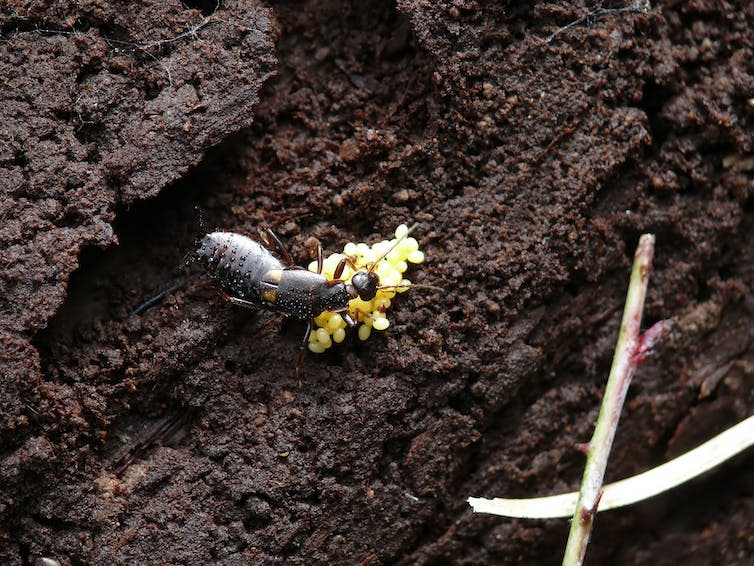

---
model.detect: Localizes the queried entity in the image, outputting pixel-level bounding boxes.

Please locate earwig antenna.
[377,282,443,292]
[367,224,418,275]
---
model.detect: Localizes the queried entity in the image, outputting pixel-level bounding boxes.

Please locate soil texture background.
[1,0,753,564]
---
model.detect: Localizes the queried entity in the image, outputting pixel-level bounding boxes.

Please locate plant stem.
[561,234,655,566]
[468,412,754,518]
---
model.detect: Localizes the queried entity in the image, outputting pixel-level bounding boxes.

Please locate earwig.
[189,226,422,378]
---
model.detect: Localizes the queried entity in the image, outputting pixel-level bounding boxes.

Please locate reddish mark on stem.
[634,319,674,364]
[580,491,603,524]
[575,442,590,456]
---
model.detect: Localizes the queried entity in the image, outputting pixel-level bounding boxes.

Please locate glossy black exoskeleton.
[189,227,406,378]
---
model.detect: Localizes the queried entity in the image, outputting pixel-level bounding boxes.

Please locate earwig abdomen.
[193,232,284,303]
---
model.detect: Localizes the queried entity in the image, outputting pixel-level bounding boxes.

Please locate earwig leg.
[315,241,323,275]
[304,237,324,275]
[295,321,312,382]
[227,296,258,309]
[334,256,361,279]
[341,312,357,327]
[180,248,196,267]
[259,227,294,266]
[217,290,258,309]
[333,257,347,279]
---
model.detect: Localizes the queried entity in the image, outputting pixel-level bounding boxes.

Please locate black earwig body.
[190,226,418,378]
[191,231,357,319]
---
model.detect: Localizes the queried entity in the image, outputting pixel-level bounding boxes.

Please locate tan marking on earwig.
[263,289,278,303]
[263,269,283,284]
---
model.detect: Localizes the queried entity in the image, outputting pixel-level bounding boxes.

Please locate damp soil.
[1,1,753,565]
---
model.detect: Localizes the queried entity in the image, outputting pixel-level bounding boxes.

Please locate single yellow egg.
[333,328,346,343]
[326,313,344,332]
[308,342,326,353]
[358,325,371,341]
[372,317,390,331]
[407,250,425,263]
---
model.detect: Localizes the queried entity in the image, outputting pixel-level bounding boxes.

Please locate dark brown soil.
[1,1,753,565]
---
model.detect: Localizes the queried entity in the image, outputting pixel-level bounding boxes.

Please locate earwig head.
[350,270,379,301]
[342,224,418,300]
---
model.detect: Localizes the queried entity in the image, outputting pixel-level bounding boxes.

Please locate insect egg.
[308,224,426,353]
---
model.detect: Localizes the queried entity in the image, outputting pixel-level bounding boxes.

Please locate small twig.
[12,2,222,87]
[545,1,651,43]
[535,118,581,163]
[130,281,187,316]
[468,412,754,518]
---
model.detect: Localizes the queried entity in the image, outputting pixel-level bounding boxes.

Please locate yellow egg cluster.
[307,224,425,353]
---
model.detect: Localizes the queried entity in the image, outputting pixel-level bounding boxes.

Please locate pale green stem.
[468,412,754,518]
[561,234,655,566]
